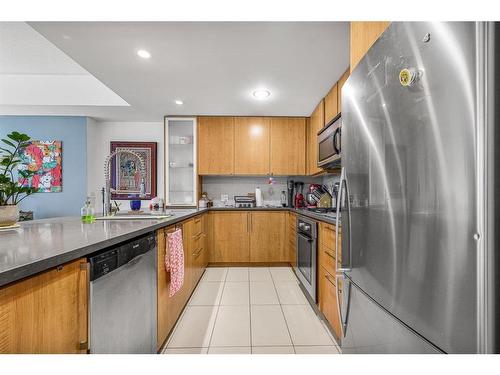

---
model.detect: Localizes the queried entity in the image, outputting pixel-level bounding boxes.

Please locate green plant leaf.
[1,139,16,148]
[7,132,24,143]
[0,147,13,155]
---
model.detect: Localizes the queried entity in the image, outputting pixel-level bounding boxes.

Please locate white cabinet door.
[165,117,197,206]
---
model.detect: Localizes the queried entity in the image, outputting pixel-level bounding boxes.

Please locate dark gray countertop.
[0,206,338,287]
[0,208,207,287]
[210,206,339,225]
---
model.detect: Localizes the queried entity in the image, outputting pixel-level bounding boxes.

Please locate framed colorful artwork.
[110,141,157,200]
[18,140,63,193]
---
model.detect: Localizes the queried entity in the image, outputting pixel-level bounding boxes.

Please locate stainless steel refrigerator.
[337,22,499,354]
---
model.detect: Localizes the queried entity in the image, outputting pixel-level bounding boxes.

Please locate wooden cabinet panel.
[288,212,297,265]
[0,258,88,354]
[350,22,390,72]
[270,117,306,175]
[308,100,325,175]
[198,116,234,175]
[234,117,271,175]
[318,266,342,339]
[319,222,336,250]
[211,211,250,262]
[324,84,338,126]
[250,211,287,262]
[319,222,341,275]
[337,69,350,114]
[157,221,193,350]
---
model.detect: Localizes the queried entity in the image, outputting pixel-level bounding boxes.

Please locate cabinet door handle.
[324,250,335,259]
[324,273,336,287]
[79,340,88,350]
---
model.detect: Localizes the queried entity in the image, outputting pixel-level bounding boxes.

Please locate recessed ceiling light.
[175,100,183,105]
[252,89,271,100]
[137,49,151,59]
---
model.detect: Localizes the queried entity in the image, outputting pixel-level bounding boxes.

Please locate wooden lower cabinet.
[250,211,287,262]
[0,258,88,354]
[209,211,290,264]
[318,221,342,340]
[288,212,297,266]
[318,265,342,339]
[156,213,208,350]
[211,211,250,262]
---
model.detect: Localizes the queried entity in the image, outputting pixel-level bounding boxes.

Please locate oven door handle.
[297,232,313,243]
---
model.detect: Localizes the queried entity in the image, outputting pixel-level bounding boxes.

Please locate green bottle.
[81,198,95,223]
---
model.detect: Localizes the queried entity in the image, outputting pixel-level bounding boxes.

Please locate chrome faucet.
[103,149,146,216]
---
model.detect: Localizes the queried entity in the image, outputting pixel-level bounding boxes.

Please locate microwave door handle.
[332,128,340,154]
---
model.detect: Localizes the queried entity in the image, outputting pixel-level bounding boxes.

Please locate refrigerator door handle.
[337,167,352,273]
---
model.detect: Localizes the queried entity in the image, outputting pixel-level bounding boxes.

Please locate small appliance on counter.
[305,184,322,207]
[255,187,263,207]
[287,180,295,208]
[234,196,256,208]
[294,182,305,208]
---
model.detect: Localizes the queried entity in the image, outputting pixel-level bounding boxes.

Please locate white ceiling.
[0,22,129,107]
[3,22,349,122]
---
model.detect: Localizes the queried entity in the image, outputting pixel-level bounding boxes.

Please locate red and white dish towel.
[165,228,184,297]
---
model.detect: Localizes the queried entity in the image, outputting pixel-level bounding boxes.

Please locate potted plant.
[0,131,36,227]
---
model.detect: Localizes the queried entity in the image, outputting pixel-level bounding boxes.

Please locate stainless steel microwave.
[317,114,341,167]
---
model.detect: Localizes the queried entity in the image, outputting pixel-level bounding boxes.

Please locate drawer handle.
[324,274,336,287]
[192,232,203,240]
[324,250,335,259]
[194,217,201,223]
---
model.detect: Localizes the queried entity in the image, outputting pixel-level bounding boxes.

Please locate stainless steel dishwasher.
[89,232,157,353]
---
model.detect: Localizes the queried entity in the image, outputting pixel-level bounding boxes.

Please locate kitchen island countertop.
[0,208,207,287]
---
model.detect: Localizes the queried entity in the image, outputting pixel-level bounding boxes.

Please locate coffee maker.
[287,180,294,208]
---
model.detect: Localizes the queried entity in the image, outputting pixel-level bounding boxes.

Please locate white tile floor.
[163,266,341,354]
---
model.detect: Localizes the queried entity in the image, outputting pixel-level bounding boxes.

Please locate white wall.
[86,119,164,213]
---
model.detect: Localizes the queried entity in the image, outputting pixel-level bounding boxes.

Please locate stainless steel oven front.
[317,114,341,168]
[295,216,318,302]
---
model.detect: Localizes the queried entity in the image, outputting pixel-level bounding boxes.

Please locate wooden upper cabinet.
[0,259,88,354]
[324,84,338,126]
[308,100,325,175]
[211,211,250,262]
[337,69,350,114]
[250,211,287,262]
[234,117,271,175]
[350,22,390,72]
[270,117,306,175]
[198,116,234,175]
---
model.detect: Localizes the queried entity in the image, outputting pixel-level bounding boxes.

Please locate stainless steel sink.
[95,213,174,220]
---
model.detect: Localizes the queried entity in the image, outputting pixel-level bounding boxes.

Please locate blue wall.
[0,116,87,219]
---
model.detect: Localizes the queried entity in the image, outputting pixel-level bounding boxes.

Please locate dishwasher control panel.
[89,232,157,281]
[90,249,118,281]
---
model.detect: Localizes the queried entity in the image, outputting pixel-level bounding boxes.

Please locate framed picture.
[110,141,157,200]
[18,140,63,193]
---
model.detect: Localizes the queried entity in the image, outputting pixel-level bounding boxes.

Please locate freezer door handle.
[335,273,351,337]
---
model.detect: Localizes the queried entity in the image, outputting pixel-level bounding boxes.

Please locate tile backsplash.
[201,175,337,206]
